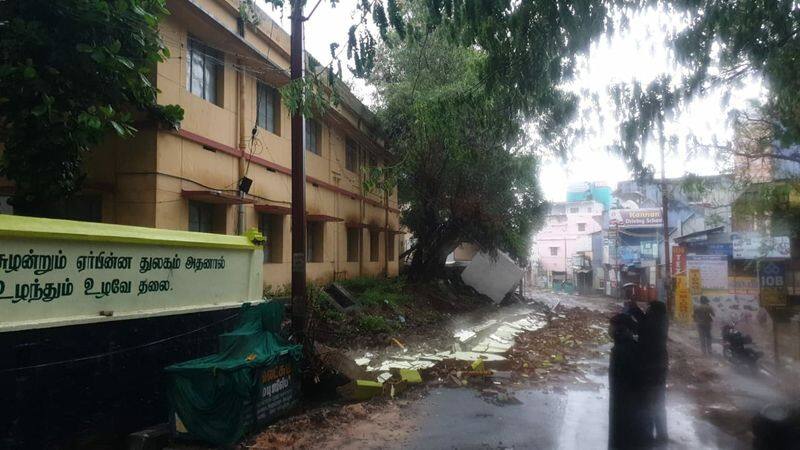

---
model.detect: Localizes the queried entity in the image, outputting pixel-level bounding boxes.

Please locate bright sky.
[257,2,766,202]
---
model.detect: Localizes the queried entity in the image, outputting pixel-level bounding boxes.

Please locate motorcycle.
[721,322,762,372]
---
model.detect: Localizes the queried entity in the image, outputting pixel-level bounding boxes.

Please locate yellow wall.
[0,0,400,288]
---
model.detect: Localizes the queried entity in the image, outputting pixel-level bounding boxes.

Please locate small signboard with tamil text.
[0,215,263,332]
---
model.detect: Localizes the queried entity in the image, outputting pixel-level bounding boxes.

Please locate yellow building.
[0,0,401,288]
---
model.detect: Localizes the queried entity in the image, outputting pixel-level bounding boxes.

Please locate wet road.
[394,291,757,449]
[402,353,747,450]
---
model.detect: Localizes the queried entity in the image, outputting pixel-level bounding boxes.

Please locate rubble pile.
[506,306,610,383]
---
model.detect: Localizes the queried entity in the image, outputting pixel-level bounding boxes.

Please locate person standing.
[627,300,669,444]
[693,296,715,356]
[608,314,648,449]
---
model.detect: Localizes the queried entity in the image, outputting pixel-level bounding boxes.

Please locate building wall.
[0,0,401,289]
[534,211,603,275]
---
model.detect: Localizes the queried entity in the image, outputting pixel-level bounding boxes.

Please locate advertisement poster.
[689,269,702,295]
[686,254,728,291]
[674,275,693,323]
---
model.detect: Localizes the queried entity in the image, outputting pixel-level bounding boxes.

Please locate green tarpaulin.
[165,302,302,446]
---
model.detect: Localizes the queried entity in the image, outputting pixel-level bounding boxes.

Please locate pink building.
[533,201,603,282]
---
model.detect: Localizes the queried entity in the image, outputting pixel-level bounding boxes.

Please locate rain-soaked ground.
[400,353,746,450]
[245,290,796,449]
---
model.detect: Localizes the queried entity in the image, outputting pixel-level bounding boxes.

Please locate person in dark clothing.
[626,300,669,444]
[693,296,714,355]
[608,313,649,449]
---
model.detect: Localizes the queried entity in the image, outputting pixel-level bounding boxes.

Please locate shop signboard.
[758,261,788,307]
[618,246,641,264]
[609,208,663,228]
[672,246,686,274]
[732,232,790,259]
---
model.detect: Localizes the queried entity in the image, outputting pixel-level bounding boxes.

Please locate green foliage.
[238,0,262,26]
[367,24,548,278]
[611,0,800,173]
[309,288,346,324]
[279,72,339,119]
[263,283,291,298]
[348,0,612,143]
[339,276,410,307]
[0,0,183,216]
[357,313,396,333]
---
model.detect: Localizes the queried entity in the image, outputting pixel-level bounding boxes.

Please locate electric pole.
[660,141,672,310]
[290,0,307,346]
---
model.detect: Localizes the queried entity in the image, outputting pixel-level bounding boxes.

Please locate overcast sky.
[257,1,765,202]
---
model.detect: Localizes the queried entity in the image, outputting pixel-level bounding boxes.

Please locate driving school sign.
[609,208,663,228]
[0,215,264,332]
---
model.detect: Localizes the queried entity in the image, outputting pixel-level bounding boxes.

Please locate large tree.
[0,0,182,216]
[609,0,800,172]
[367,27,547,279]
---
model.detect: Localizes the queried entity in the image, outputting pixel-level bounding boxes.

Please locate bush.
[339,276,410,307]
[357,314,395,333]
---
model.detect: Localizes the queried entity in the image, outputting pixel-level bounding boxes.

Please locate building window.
[569,207,578,213]
[577,223,586,232]
[306,222,324,262]
[369,228,380,262]
[259,214,284,263]
[257,82,280,134]
[305,118,321,155]
[188,201,214,233]
[346,227,360,262]
[345,138,359,173]
[549,247,559,256]
[387,234,395,261]
[187,38,222,106]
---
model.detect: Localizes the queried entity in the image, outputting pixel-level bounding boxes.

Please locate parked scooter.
[721,322,762,372]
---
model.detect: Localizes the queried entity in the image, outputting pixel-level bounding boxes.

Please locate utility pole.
[290,0,307,346]
[660,142,672,310]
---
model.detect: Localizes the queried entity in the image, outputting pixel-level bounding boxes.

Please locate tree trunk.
[406,232,459,282]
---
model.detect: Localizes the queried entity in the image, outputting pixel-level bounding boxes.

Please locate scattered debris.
[345,380,383,401]
[506,306,609,384]
[396,369,423,384]
[460,251,524,303]
[324,283,359,312]
[315,343,367,381]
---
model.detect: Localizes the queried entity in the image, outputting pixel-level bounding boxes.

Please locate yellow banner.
[674,275,693,323]
[689,269,702,295]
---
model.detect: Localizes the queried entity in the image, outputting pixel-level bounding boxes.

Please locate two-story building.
[0,0,401,289]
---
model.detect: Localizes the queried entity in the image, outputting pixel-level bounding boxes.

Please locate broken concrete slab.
[396,369,423,384]
[315,343,367,381]
[460,251,523,303]
[323,283,360,312]
[352,380,383,401]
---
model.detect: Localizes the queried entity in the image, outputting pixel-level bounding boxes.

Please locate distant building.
[532,199,604,290]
